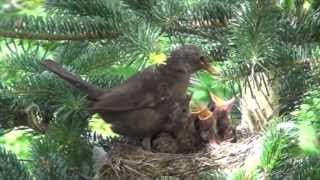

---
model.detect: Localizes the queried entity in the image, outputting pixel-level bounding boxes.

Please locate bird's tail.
[42,59,104,100]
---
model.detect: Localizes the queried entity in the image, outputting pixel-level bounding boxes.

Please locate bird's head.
[166,46,219,75]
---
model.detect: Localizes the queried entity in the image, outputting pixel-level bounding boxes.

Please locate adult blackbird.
[42,46,219,138]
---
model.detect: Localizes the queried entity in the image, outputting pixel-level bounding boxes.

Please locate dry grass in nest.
[97,128,261,180]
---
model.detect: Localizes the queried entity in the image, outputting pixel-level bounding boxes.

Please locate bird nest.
[97,128,261,180]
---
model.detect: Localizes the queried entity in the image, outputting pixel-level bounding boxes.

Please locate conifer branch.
[0,15,120,41]
[0,30,119,41]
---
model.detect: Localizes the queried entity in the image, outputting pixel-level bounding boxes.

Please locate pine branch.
[221,0,282,82]
[31,124,94,179]
[53,42,125,74]
[230,0,280,63]
[151,0,235,40]
[0,146,32,180]
[33,152,83,180]
[122,0,156,15]
[45,0,127,22]
[0,84,53,132]
[291,155,320,179]
[2,40,51,75]
[167,24,226,39]
[0,84,34,129]
[0,15,119,41]
[190,0,236,28]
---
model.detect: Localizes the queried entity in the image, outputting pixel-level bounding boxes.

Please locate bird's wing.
[90,78,159,112]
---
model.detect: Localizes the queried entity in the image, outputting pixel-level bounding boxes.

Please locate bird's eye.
[199,56,206,65]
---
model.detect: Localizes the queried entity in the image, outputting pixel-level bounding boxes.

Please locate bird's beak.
[200,57,220,76]
[204,66,220,76]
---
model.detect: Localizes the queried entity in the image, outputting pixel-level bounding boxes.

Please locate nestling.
[209,94,236,142]
[192,94,236,145]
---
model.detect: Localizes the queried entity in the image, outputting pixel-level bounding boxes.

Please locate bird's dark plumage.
[41,46,217,138]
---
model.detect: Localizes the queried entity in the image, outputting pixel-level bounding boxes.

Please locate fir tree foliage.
[291,155,320,180]
[254,87,320,180]
[31,134,93,180]
[0,146,32,180]
[259,121,300,179]
[0,0,320,179]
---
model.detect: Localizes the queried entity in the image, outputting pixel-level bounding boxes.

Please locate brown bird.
[42,46,219,138]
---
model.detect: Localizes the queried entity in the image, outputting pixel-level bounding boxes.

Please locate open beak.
[200,57,220,76]
[191,104,213,120]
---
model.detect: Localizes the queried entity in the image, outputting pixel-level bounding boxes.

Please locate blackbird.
[42,46,219,138]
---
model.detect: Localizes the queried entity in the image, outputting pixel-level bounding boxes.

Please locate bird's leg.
[141,136,152,151]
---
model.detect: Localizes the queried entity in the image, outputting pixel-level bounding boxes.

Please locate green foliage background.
[0,0,319,179]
